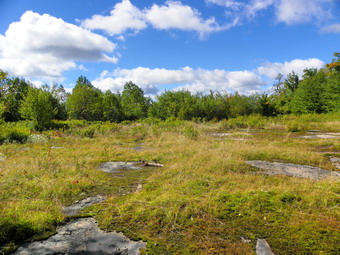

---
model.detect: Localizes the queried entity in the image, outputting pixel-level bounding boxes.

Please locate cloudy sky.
[1,0,340,95]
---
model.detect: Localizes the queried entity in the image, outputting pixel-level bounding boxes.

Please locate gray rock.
[13,218,146,255]
[240,236,251,243]
[329,156,340,169]
[99,162,142,173]
[51,146,63,149]
[299,132,340,139]
[63,195,106,216]
[210,133,233,137]
[132,146,143,151]
[256,239,274,255]
[245,160,340,180]
[135,184,143,193]
[17,147,31,152]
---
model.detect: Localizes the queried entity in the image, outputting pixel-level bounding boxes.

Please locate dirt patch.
[98,162,142,173]
[245,160,340,180]
[256,239,274,255]
[12,218,146,255]
[63,195,106,216]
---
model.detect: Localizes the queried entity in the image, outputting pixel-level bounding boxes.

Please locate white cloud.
[321,23,340,33]
[207,0,335,25]
[82,0,147,36]
[206,0,244,9]
[0,11,117,81]
[257,58,325,79]
[92,66,264,95]
[82,0,232,38]
[145,1,230,37]
[275,0,333,25]
[92,58,325,95]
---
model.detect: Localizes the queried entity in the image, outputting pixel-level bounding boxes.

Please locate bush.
[0,123,30,144]
[182,125,199,139]
[26,134,49,144]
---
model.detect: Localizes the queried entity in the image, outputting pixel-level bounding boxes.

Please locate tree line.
[0,53,339,130]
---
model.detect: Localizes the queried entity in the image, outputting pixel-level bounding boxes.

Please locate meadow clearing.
[0,114,339,254]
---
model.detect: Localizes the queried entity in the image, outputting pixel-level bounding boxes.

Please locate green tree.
[323,71,340,112]
[326,52,340,73]
[272,71,299,114]
[20,87,57,130]
[121,82,150,120]
[227,93,256,117]
[290,70,327,114]
[66,76,103,121]
[102,91,124,122]
[0,77,30,121]
[149,90,199,120]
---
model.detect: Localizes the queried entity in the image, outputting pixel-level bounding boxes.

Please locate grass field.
[0,114,339,254]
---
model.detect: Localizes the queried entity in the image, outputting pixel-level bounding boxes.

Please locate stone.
[299,132,340,139]
[98,162,142,173]
[210,133,232,137]
[240,236,251,243]
[17,148,31,152]
[63,195,106,216]
[256,239,274,255]
[329,156,340,169]
[245,160,340,180]
[13,218,146,255]
[135,184,143,193]
[51,146,63,149]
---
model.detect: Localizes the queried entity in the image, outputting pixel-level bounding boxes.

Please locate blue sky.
[1,0,340,95]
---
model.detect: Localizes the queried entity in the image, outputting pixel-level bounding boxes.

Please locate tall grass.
[0,114,339,254]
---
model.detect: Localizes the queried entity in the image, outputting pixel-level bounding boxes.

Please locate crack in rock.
[246,160,340,180]
[256,239,274,255]
[98,162,142,173]
[12,218,146,255]
[63,195,106,216]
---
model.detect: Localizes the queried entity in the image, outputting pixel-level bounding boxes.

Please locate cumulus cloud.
[92,58,325,95]
[0,11,117,81]
[257,58,325,79]
[275,0,333,25]
[82,0,147,36]
[82,0,232,38]
[92,66,264,95]
[145,1,231,37]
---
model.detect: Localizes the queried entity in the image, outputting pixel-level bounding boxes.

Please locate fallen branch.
[140,160,164,167]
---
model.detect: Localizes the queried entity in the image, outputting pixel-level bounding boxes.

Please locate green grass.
[0,114,339,254]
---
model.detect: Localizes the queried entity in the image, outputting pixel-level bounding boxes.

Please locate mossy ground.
[0,114,339,254]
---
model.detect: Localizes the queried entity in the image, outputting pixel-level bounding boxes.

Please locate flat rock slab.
[51,146,63,149]
[329,157,340,169]
[13,218,146,255]
[245,160,340,180]
[17,148,31,152]
[256,239,274,255]
[99,162,142,173]
[210,133,233,137]
[63,195,106,216]
[299,132,340,139]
